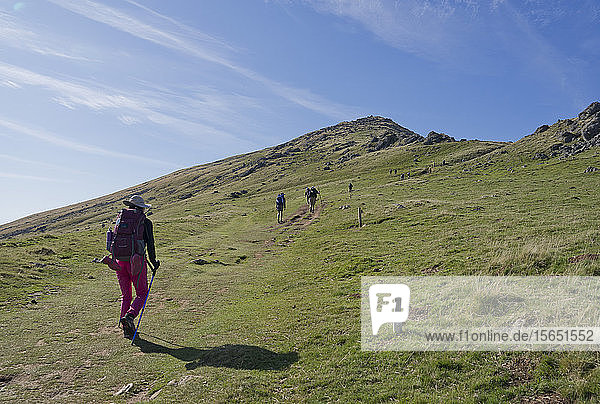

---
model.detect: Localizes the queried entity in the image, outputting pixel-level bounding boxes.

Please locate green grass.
[1,120,600,402]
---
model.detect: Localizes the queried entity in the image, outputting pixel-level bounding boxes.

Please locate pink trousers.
[116,257,148,319]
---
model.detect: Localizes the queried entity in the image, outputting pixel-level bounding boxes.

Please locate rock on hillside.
[541,102,600,158]
[423,131,456,145]
[577,102,600,139]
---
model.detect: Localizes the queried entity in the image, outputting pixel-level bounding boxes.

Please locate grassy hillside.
[1,111,600,402]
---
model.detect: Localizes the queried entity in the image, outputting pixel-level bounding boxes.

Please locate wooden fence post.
[358,206,363,227]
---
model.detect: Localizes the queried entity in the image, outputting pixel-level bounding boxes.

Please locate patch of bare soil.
[519,392,570,403]
[569,253,600,263]
[270,202,324,231]
[501,354,535,386]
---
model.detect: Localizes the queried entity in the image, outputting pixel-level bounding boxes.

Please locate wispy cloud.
[47,0,358,119]
[118,115,142,125]
[124,0,238,52]
[49,0,233,66]
[227,65,357,120]
[300,0,472,63]
[0,61,141,111]
[0,79,20,89]
[492,0,589,105]
[0,171,70,183]
[0,117,178,167]
[300,0,592,105]
[508,0,600,26]
[0,11,94,61]
[0,153,93,176]
[0,61,258,150]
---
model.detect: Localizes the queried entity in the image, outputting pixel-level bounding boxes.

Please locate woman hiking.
[110,195,160,339]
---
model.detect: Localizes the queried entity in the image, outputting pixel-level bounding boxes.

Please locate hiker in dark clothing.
[112,195,160,339]
[276,193,286,223]
[308,186,320,213]
[348,182,353,193]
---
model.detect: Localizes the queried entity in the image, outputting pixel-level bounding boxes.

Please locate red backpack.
[110,208,146,262]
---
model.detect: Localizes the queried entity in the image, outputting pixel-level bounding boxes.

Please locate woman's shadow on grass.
[133,334,298,371]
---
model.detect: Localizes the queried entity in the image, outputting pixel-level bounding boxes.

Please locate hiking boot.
[120,314,135,339]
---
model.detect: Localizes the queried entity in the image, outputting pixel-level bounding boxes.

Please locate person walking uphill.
[276,192,286,223]
[110,195,160,339]
[308,186,320,213]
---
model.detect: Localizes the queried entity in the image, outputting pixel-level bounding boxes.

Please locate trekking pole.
[131,260,155,345]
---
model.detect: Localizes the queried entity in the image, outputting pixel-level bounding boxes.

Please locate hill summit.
[278,115,424,154]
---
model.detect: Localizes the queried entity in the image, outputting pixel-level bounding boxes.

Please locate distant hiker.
[389,169,392,175]
[305,187,311,204]
[108,195,160,339]
[401,173,405,180]
[407,171,410,178]
[394,169,397,175]
[348,182,353,193]
[276,192,286,223]
[308,186,320,213]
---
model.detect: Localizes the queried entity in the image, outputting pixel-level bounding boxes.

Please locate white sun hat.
[123,195,152,209]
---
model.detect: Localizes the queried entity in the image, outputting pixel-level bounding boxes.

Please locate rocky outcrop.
[578,102,600,140]
[338,116,423,146]
[560,131,576,143]
[535,124,550,134]
[368,132,399,151]
[297,115,424,152]
[423,131,456,145]
[545,102,600,158]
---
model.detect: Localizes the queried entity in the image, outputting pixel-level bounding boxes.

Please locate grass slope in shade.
[1,113,600,402]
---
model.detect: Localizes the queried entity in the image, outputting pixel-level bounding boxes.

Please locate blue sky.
[1,0,599,225]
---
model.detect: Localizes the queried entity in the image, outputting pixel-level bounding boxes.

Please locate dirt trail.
[256,202,325,259]
[270,202,324,231]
